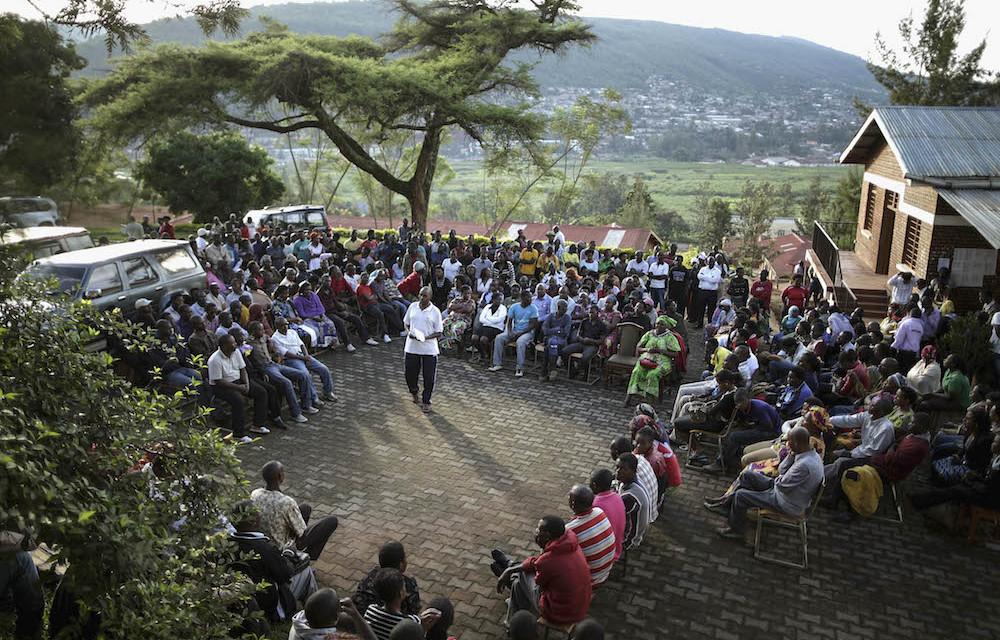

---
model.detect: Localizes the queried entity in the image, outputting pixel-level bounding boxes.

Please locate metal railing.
[813,220,859,311]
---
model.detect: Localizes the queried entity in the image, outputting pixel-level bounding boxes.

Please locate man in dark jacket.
[491,515,591,626]
[229,501,317,622]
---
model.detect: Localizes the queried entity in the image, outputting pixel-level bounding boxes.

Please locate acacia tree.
[84,1,595,232]
[857,0,999,116]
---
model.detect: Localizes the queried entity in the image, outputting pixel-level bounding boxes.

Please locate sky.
[9,0,1000,70]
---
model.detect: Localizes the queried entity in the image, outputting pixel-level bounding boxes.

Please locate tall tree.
[0,15,84,193]
[84,2,595,233]
[655,210,692,244]
[616,175,657,228]
[699,196,731,250]
[795,175,832,236]
[734,180,777,267]
[857,0,999,116]
[136,131,285,223]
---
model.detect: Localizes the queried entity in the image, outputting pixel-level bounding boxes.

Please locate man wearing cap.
[647,253,670,310]
[129,298,157,328]
[195,227,210,253]
[398,262,426,301]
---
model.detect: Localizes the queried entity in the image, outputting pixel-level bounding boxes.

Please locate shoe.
[701,461,724,474]
[491,549,513,571]
[689,454,710,466]
[235,436,253,444]
[347,344,357,353]
[249,426,270,435]
[412,393,420,404]
[514,369,523,378]
[322,393,337,402]
[556,357,564,368]
[271,417,288,430]
[304,406,320,415]
[703,500,727,516]
[487,365,503,372]
[466,346,475,352]
[548,370,558,382]
[293,414,309,423]
[716,527,744,540]
[365,338,379,346]
[422,404,431,413]
[400,330,408,338]
[490,561,505,578]
[383,335,392,343]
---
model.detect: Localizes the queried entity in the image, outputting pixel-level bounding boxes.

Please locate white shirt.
[542,272,566,288]
[738,355,759,387]
[698,266,723,290]
[344,274,360,292]
[403,301,443,355]
[829,412,895,458]
[307,243,324,271]
[553,230,566,246]
[271,329,306,358]
[580,259,599,273]
[206,292,227,311]
[479,304,508,330]
[887,274,914,305]
[442,258,463,282]
[626,259,649,275]
[207,349,245,384]
[648,263,670,289]
[196,236,209,253]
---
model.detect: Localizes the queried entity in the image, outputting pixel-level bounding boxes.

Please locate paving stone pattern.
[239,340,1000,640]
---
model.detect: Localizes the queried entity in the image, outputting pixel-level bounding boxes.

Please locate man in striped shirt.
[611,436,659,524]
[566,485,616,587]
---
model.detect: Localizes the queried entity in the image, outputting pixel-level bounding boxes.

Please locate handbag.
[639,358,658,370]
[281,547,312,575]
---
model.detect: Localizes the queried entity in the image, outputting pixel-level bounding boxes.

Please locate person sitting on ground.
[290,587,376,640]
[916,354,971,413]
[229,500,317,622]
[492,515,591,627]
[423,597,455,640]
[929,407,993,486]
[538,299,571,382]
[824,397,896,484]
[613,453,651,550]
[908,432,1000,516]
[708,426,824,540]
[565,485,616,588]
[362,568,441,640]
[589,468,625,564]
[250,460,340,562]
[353,542,422,617]
[633,426,673,501]
[623,315,680,406]
[610,435,658,524]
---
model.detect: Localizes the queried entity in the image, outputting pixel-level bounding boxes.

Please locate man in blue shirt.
[777,366,813,420]
[704,389,783,472]
[538,300,571,382]
[488,290,539,378]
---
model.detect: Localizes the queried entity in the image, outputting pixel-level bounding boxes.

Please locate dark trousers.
[895,349,918,376]
[211,380,268,437]
[560,342,599,376]
[722,429,775,468]
[364,303,404,336]
[405,352,437,405]
[690,289,717,326]
[296,503,339,561]
[328,311,369,344]
[250,371,282,418]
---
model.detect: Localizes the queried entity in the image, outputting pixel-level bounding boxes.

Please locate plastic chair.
[753,478,825,570]
[603,322,644,389]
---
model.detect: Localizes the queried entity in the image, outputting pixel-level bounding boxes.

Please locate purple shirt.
[293,292,326,318]
[892,316,924,353]
[920,309,941,337]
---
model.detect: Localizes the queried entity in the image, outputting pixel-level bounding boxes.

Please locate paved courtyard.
[240,340,1000,640]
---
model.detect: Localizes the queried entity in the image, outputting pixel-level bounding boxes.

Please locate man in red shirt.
[493,516,591,626]
[781,275,809,315]
[397,262,426,300]
[750,269,773,311]
[158,216,176,239]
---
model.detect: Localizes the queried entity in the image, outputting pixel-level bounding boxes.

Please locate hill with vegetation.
[74,0,883,98]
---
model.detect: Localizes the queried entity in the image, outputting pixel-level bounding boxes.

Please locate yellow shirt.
[537,253,560,273]
[711,346,732,373]
[519,249,539,275]
[343,238,363,252]
[563,252,579,266]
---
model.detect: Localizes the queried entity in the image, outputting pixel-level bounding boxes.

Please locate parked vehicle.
[1,226,94,259]
[23,239,207,311]
[0,196,60,227]
[244,204,328,232]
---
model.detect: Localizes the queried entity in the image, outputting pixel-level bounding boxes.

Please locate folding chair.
[753,479,825,570]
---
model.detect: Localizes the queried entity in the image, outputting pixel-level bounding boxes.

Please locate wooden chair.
[568,351,602,385]
[603,322,644,389]
[955,504,1000,543]
[685,412,738,471]
[872,481,904,524]
[537,616,576,639]
[753,479,825,570]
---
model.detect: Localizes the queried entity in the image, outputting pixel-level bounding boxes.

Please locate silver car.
[0,196,60,227]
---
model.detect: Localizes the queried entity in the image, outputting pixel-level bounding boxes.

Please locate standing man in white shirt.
[646,253,670,310]
[691,256,723,328]
[403,286,443,413]
[626,252,649,279]
[552,225,566,248]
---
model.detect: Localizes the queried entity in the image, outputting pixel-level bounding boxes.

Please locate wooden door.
[876,209,895,274]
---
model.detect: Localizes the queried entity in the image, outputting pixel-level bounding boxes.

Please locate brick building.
[809,106,1000,313]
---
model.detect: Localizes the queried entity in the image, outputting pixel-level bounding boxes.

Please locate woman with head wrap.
[906,345,942,396]
[624,315,680,406]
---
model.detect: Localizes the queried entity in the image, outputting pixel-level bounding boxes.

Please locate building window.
[885,190,899,209]
[902,216,922,268]
[864,184,878,230]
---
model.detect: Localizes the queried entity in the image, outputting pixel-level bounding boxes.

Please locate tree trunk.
[407,126,442,234]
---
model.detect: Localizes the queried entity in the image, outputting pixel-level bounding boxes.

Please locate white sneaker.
[399,330,408,338]
[313,399,325,408]
[346,344,357,353]
[250,426,270,435]
[383,335,392,343]
[235,436,253,444]
[365,338,379,346]
[293,414,308,423]
[556,357,564,367]
[466,346,475,352]
[515,369,523,378]
[487,365,503,372]
[304,406,320,414]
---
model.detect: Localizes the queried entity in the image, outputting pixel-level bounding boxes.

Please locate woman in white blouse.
[907,345,943,396]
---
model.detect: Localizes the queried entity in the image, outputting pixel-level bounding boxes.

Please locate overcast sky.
[10,0,1000,70]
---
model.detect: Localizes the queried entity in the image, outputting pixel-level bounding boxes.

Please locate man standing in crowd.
[403,286,443,413]
[691,255,722,328]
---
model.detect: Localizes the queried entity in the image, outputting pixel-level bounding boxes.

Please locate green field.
[424,157,849,222]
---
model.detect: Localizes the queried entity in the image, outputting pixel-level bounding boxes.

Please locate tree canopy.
[0,15,85,194]
[136,131,285,223]
[859,0,999,115]
[84,0,596,231]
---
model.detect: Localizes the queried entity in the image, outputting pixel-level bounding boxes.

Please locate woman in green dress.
[624,315,680,406]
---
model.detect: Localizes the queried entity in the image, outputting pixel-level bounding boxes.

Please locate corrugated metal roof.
[841,107,1000,179]
[936,189,1000,249]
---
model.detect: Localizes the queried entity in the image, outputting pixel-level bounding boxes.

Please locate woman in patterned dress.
[438,286,477,350]
[624,315,680,406]
[597,295,622,359]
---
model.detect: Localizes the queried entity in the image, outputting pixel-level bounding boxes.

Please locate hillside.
[73,0,884,98]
